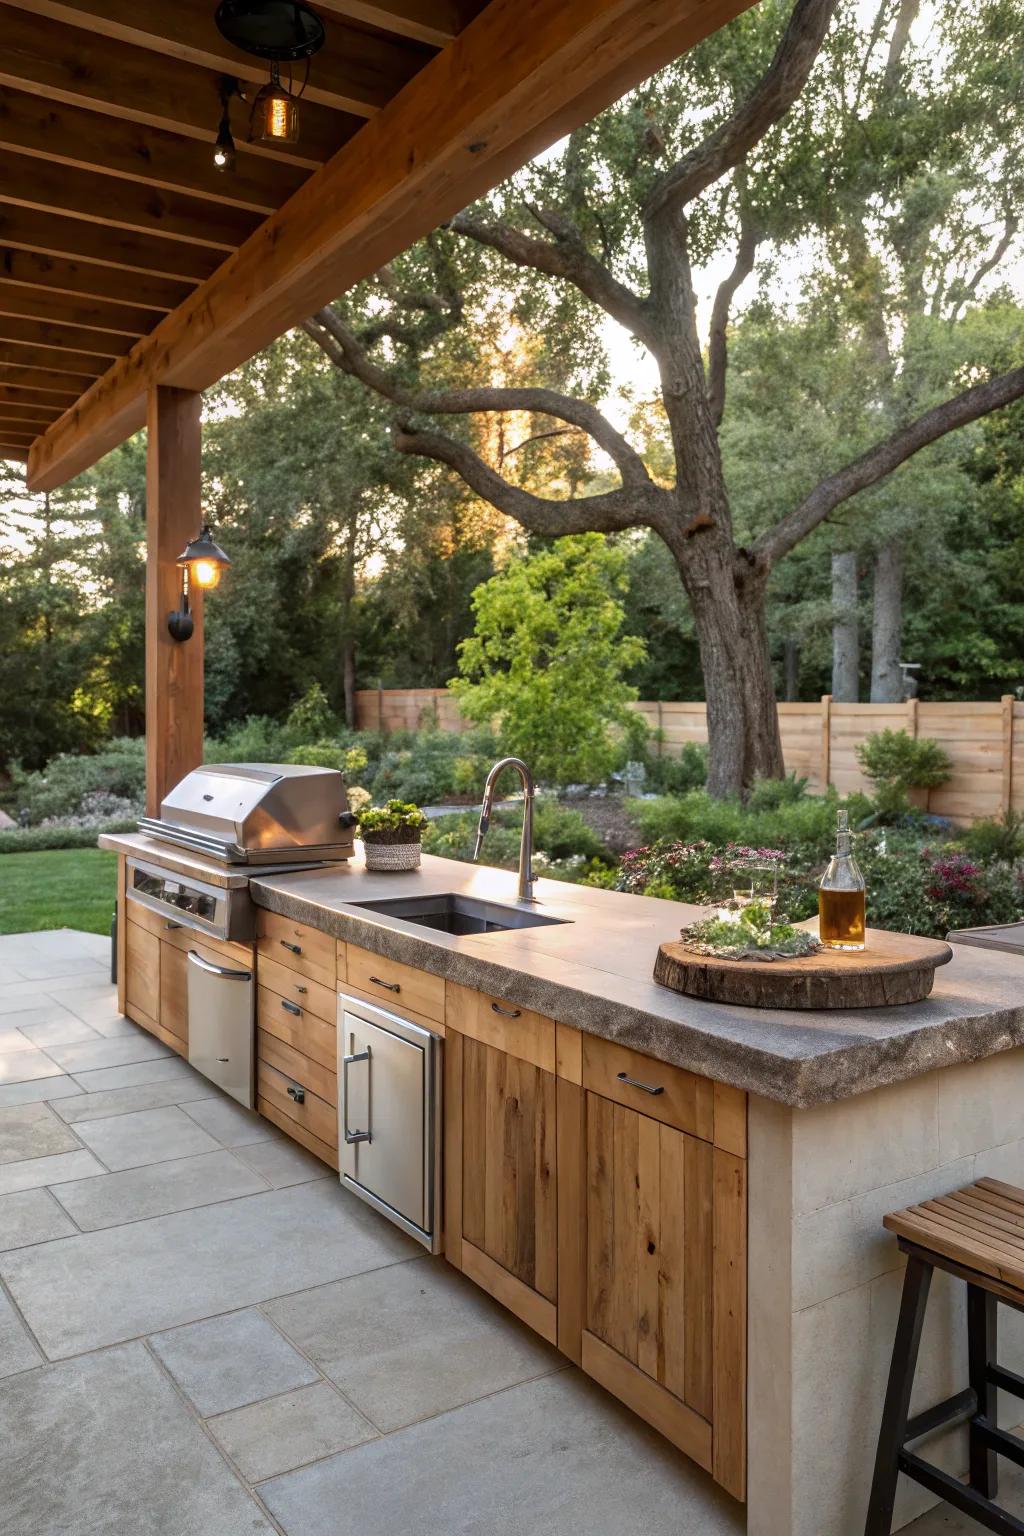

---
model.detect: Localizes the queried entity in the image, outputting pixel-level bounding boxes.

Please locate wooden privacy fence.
[355,689,1023,824]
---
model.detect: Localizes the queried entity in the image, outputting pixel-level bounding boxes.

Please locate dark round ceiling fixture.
[214,0,326,62]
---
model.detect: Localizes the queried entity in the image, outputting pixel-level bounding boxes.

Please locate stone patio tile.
[52,1149,268,1231]
[0,985,57,1014]
[265,1255,563,1432]
[0,1076,84,1109]
[260,1370,744,1536]
[85,1013,144,1039]
[0,1341,274,1535]
[54,1076,216,1123]
[0,1148,106,1196]
[0,1179,418,1357]
[179,1094,276,1147]
[0,1289,42,1378]
[235,1137,331,1189]
[149,1307,320,1416]
[210,1380,375,1482]
[0,1022,57,1053]
[69,1057,201,1093]
[0,1045,65,1086]
[45,1034,172,1074]
[15,1014,100,1048]
[0,1102,81,1165]
[72,1105,220,1171]
[0,1188,77,1251]
[12,956,108,982]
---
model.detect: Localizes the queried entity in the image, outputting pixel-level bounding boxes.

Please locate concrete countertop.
[99,832,333,889]
[249,853,1024,1109]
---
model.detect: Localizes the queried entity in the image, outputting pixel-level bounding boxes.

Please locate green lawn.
[0,848,118,935]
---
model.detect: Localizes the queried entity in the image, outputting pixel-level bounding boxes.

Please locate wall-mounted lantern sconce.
[167,525,232,642]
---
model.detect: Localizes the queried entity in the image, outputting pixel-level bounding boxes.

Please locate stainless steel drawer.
[187,948,255,1108]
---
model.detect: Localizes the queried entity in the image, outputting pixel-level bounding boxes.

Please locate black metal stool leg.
[968,1284,999,1500]
[865,1255,934,1536]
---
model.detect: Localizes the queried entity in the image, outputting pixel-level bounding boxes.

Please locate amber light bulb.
[191,559,221,590]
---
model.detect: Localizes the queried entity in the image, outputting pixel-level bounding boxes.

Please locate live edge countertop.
[237,851,1024,1110]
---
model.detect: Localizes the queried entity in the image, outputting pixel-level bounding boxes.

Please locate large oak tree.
[304,0,1024,797]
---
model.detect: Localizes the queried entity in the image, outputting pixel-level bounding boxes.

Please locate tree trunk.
[340,525,358,730]
[783,637,800,702]
[674,539,784,799]
[870,542,903,702]
[830,551,859,702]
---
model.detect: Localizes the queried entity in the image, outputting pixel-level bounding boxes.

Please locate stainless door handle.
[616,1070,665,1096]
[187,950,252,981]
[280,940,302,955]
[165,921,183,931]
[287,1083,305,1104]
[491,1002,521,1018]
[281,999,301,1017]
[343,1047,371,1144]
[368,976,400,993]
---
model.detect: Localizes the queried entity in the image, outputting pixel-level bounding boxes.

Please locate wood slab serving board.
[654,927,953,1010]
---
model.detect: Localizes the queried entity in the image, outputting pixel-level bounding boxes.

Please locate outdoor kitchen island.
[104,834,1024,1536]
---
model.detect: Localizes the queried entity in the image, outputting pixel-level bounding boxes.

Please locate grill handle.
[187,951,252,982]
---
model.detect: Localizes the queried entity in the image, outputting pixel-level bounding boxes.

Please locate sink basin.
[349,892,570,936]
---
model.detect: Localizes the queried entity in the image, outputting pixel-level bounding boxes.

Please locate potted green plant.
[358,800,428,872]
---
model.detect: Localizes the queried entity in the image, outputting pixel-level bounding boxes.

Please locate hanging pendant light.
[214,2,325,149]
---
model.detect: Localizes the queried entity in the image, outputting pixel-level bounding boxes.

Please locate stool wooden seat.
[866,1177,1024,1536]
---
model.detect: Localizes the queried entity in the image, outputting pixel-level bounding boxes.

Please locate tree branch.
[643,0,838,221]
[390,422,655,537]
[707,201,761,427]
[304,307,653,490]
[448,209,657,350]
[947,215,1020,318]
[754,365,1024,566]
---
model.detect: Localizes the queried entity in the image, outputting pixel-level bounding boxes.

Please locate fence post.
[1002,695,1014,814]
[906,697,919,737]
[820,695,832,790]
[657,700,664,758]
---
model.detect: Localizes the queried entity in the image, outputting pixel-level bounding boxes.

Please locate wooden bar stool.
[866,1178,1024,1535]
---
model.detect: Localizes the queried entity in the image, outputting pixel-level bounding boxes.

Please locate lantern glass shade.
[253,75,300,142]
[177,526,231,591]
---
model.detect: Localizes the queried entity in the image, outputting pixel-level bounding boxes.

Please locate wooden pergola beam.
[0,315,130,358]
[0,340,111,376]
[29,0,752,493]
[313,0,463,48]
[9,0,431,120]
[0,384,80,409]
[0,250,192,312]
[1,364,99,394]
[0,87,306,213]
[0,7,354,166]
[0,283,154,337]
[0,208,221,282]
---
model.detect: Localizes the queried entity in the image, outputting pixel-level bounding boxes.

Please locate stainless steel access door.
[186,949,255,1108]
[338,994,442,1252]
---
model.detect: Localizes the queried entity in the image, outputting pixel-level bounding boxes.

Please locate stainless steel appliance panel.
[338,995,442,1252]
[187,949,255,1108]
[126,857,239,941]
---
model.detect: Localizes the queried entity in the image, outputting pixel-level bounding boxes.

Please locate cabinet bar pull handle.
[286,1083,305,1104]
[164,920,183,931]
[296,985,307,994]
[491,1002,521,1019]
[368,975,400,993]
[343,1048,372,1144]
[281,999,301,1017]
[280,940,302,955]
[616,1071,665,1096]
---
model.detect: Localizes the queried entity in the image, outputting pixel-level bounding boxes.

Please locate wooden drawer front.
[257,986,336,1074]
[257,1059,337,1150]
[126,900,251,969]
[125,918,159,1027]
[158,940,189,1047]
[347,943,444,1023]
[582,1034,714,1142]
[446,981,554,1073]
[256,909,336,988]
[257,1027,337,1107]
[257,953,337,1026]
[259,1095,338,1170]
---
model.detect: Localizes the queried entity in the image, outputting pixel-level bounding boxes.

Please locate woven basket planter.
[363,839,422,872]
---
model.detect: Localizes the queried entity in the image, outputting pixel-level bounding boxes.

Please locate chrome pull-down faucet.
[473,757,537,903]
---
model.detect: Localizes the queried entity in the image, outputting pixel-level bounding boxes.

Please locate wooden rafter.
[313,0,464,47]
[0,401,66,421]
[0,6,356,166]
[0,316,131,358]
[7,0,432,119]
[1,364,99,393]
[0,250,192,312]
[0,384,81,409]
[0,283,155,337]
[0,340,112,375]
[0,209,221,282]
[29,0,753,490]
[0,87,307,213]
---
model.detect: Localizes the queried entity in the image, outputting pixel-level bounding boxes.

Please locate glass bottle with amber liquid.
[818,809,866,950]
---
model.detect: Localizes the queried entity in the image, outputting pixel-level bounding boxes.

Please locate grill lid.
[140,762,356,863]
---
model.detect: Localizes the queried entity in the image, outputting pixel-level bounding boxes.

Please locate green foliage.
[0,824,135,854]
[451,534,646,785]
[746,774,810,811]
[205,716,290,764]
[644,743,709,795]
[286,740,369,780]
[358,800,427,841]
[0,849,117,936]
[856,730,953,817]
[632,789,842,867]
[682,902,820,959]
[368,727,498,805]
[5,739,146,824]
[422,800,609,869]
[285,683,338,742]
[961,810,1024,863]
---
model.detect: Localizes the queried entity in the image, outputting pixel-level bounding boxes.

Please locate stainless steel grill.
[139,762,357,865]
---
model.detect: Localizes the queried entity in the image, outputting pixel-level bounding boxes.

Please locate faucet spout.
[473,757,537,903]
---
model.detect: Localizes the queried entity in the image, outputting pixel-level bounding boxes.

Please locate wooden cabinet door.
[448,1030,558,1344]
[158,938,189,1054]
[581,1091,746,1501]
[125,917,159,1030]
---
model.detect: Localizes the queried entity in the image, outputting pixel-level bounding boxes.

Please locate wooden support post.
[145,385,203,816]
[1002,695,1014,815]
[820,694,832,791]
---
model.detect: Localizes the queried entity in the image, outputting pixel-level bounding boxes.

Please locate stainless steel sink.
[349,892,570,936]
